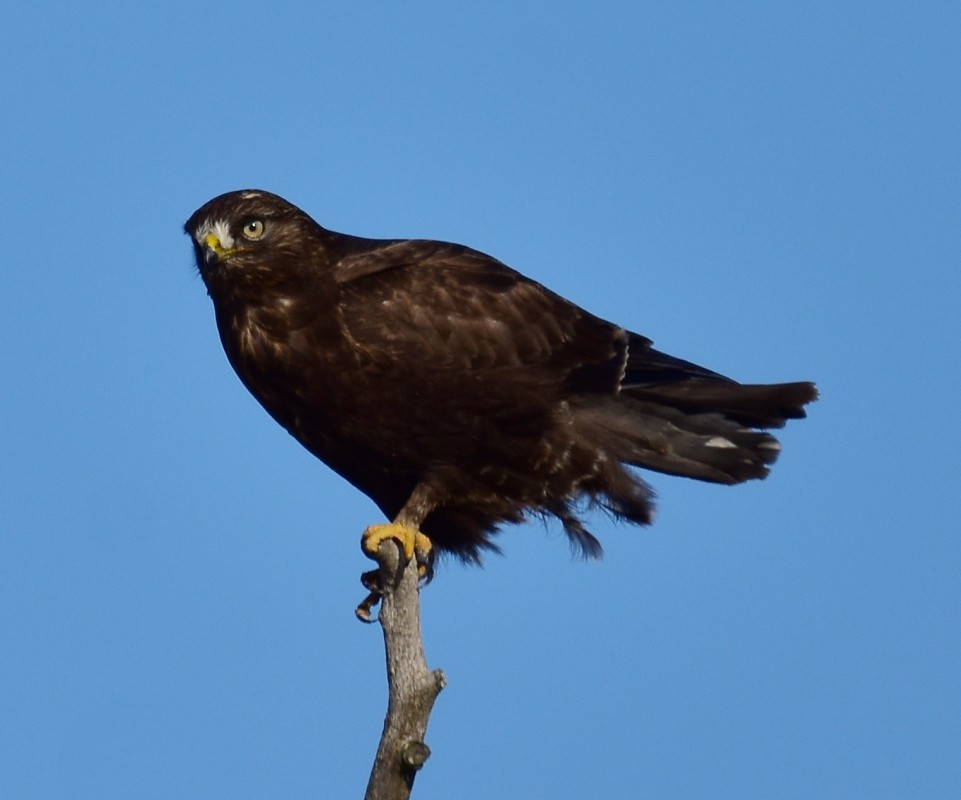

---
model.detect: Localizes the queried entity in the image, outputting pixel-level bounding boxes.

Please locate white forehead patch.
[240,191,263,200]
[195,218,236,249]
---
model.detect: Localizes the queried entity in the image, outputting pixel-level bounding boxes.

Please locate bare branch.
[363,541,446,800]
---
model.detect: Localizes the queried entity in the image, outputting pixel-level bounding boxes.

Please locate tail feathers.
[625,380,818,429]
[624,403,781,484]
[574,397,789,485]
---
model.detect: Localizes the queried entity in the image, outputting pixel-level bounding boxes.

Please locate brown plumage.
[185,189,817,562]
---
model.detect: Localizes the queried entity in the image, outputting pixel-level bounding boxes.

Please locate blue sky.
[2,2,959,798]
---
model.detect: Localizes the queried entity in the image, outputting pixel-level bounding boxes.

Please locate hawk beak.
[203,233,225,268]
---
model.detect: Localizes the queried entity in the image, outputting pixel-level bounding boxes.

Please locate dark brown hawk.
[185,190,816,582]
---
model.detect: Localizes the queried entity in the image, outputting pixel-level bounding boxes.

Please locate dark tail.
[574,381,817,486]
[625,380,818,429]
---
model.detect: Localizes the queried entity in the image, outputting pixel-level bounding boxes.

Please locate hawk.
[186,190,816,593]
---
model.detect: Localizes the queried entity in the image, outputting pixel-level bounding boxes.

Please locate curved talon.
[416,552,434,583]
[413,531,432,564]
[360,568,382,593]
[355,591,380,623]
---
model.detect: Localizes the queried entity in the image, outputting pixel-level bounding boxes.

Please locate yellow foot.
[361,522,432,568]
[355,524,433,623]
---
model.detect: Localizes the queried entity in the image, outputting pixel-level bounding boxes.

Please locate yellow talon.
[361,522,432,565]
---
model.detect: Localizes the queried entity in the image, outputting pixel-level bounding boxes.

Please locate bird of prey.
[185,190,816,598]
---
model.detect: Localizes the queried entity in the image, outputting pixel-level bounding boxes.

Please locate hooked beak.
[202,233,226,268]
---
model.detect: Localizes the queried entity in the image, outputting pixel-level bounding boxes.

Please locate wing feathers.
[625,380,818,428]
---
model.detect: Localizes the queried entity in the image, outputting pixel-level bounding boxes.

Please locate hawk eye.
[241,219,265,240]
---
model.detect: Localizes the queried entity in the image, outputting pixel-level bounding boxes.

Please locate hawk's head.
[184,189,324,296]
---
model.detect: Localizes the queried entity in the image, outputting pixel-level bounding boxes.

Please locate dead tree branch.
[362,541,446,800]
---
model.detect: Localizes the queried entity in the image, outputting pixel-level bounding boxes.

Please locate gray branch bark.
[363,542,446,800]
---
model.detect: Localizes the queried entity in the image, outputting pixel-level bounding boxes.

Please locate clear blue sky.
[2,2,959,798]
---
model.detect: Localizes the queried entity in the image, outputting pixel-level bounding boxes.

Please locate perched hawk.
[186,190,816,578]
